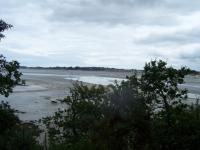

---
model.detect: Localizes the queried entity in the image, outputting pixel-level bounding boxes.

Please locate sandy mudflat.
[0,69,131,121]
[1,69,200,121]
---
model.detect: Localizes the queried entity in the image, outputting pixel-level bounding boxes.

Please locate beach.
[0,69,130,121]
[1,68,200,121]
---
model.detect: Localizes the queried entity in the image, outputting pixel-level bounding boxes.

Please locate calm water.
[65,75,126,85]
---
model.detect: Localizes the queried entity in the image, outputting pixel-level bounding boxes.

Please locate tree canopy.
[43,59,200,150]
[0,20,22,97]
[0,20,42,150]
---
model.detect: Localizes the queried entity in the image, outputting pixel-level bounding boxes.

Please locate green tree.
[43,83,107,149]
[0,101,42,150]
[43,77,151,150]
[140,60,190,126]
[0,20,22,97]
[44,59,197,150]
[0,20,42,150]
[0,20,12,39]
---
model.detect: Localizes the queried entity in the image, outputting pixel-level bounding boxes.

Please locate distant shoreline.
[20,66,200,75]
[20,66,139,72]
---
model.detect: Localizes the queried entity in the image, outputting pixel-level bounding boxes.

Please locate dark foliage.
[0,20,22,97]
[43,59,200,150]
[0,20,42,150]
[0,20,12,40]
[0,55,22,97]
[0,102,42,150]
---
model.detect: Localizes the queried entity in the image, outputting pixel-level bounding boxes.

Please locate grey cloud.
[164,0,200,13]
[97,0,161,6]
[45,0,200,25]
[46,0,172,25]
[1,49,86,67]
[1,0,197,25]
[179,49,200,61]
[136,29,200,46]
[1,0,200,70]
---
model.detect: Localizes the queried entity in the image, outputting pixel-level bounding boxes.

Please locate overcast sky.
[1,0,200,70]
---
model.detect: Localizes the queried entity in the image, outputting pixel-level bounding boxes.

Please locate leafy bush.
[0,102,42,150]
[0,20,42,150]
[43,60,200,150]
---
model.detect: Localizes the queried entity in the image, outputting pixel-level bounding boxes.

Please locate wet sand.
[0,69,131,121]
[1,69,200,121]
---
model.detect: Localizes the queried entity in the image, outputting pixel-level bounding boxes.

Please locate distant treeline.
[20,66,199,75]
[190,69,200,75]
[20,66,136,72]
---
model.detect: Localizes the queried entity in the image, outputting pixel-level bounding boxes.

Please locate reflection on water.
[65,76,126,85]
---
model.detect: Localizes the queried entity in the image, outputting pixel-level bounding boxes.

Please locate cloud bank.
[0,0,200,70]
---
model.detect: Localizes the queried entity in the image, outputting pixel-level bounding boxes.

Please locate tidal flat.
[0,69,131,121]
[1,68,200,121]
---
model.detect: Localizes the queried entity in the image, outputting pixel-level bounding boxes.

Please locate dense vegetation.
[43,60,200,150]
[0,20,42,150]
[0,101,42,150]
[0,20,21,97]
